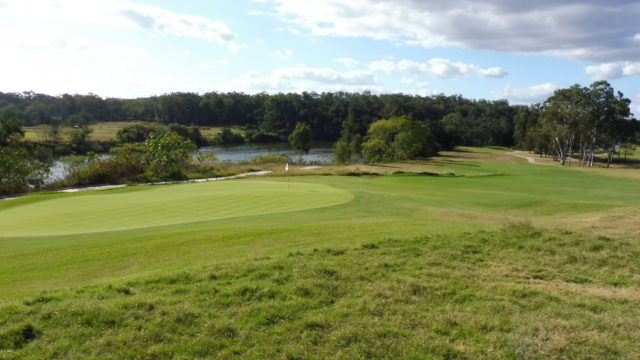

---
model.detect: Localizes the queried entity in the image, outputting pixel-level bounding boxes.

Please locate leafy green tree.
[66,111,94,127]
[349,133,363,159]
[144,131,196,172]
[362,116,437,163]
[288,122,312,155]
[212,128,245,145]
[539,81,634,166]
[0,116,24,146]
[116,124,162,143]
[168,123,207,146]
[333,139,350,164]
[439,112,467,149]
[68,126,94,154]
[110,142,148,178]
[0,148,48,195]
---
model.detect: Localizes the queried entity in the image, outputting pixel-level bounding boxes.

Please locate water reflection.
[199,141,335,164]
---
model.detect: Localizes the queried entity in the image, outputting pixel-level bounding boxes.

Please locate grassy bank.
[23,122,238,143]
[1,225,639,359]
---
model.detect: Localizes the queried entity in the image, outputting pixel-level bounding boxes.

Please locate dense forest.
[1,81,638,195]
[2,83,636,158]
[0,90,518,148]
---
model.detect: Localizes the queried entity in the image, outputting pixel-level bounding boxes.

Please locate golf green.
[0,180,354,236]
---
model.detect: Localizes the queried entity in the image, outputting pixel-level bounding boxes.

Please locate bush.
[244,129,283,143]
[210,128,245,145]
[362,116,437,163]
[116,124,162,143]
[0,148,49,195]
[169,123,208,146]
[288,122,312,155]
[334,139,350,164]
[60,134,199,186]
[144,132,197,173]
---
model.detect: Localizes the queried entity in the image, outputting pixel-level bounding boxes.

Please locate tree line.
[513,81,638,167]
[0,91,518,148]
[0,80,638,196]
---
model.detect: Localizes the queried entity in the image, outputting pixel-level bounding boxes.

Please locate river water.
[198,141,335,164]
[46,142,335,184]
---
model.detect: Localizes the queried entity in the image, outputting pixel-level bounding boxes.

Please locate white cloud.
[585,62,640,80]
[400,77,415,85]
[427,58,476,78]
[266,0,640,62]
[1,0,242,53]
[623,63,640,77]
[117,2,242,53]
[226,66,382,93]
[585,63,624,80]
[478,67,508,78]
[369,59,397,73]
[0,32,88,51]
[635,34,640,41]
[494,83,557,104]
[0,0,243,97]
[369,58,505,79]
[335,57,359,68]
[272,48,294,60]
[0,34,156,97]
[632,92,640,118]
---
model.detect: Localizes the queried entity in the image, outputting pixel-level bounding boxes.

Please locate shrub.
[362,116,437,163]
[210,128,245,145]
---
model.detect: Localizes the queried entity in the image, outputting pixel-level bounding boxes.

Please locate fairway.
[0,181,354,236]
[2,150,640,359]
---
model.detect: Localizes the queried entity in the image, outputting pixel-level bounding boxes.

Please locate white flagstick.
[285,162,289,189]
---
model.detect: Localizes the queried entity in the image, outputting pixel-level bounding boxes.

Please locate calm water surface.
[47,142,335,183]
[199,141,335,164]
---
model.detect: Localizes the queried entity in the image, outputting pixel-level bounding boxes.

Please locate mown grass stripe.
[0,181,354,237]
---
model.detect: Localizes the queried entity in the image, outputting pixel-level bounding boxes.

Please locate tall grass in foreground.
[1,224,639,359]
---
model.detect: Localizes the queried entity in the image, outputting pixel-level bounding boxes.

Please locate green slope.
[1,226,639,359]
[1,154,639,299]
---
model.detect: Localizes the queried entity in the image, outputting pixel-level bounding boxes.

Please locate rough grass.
[22,122,239,142]
[1,225,639,359]
[23,122,149,142]
[199,126,244,138]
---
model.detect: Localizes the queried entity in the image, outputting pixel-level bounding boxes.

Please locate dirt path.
[505,151,537,164]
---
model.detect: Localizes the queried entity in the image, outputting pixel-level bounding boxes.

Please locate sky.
[0,0,639,115]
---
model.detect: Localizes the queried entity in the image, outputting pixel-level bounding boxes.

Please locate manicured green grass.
[2,225,640,359]
[0,181,353,236]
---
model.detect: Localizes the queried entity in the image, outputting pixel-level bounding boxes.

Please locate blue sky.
[0,0,638,115]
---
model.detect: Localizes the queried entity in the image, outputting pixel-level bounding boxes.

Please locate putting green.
[0,180,354,236]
